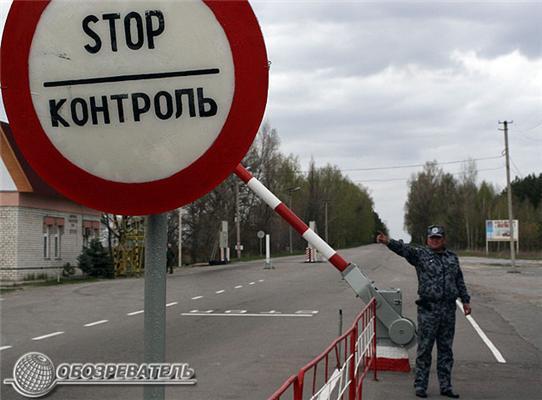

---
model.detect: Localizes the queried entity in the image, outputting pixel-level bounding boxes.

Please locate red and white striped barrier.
[234,164,349,272]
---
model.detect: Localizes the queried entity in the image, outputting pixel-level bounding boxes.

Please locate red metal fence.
[269,298,377,400]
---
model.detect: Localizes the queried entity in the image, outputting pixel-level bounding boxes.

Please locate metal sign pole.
[144,213,168,400]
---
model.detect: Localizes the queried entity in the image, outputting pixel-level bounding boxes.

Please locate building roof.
[1,121,59,196]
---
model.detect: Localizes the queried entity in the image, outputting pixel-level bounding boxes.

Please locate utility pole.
[236,180,241,260]
[177,208,183,268]
[324,200,329,243]
[499,120,519,273]
[287,186,301,254]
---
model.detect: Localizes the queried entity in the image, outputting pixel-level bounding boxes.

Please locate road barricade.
[269,298,377,400]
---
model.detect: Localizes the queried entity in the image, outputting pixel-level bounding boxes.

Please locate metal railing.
[269,298,377,400]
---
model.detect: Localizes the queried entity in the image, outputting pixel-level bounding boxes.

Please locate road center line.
[215,290,225,294]
[234,285,243,289]
[127,310,144,316]
[84,320,108,327]
[0,346,13,351]
[249,282,255,285]
[32,331,64,341]
[456,300,506,363]
[258,279,264,282]
[191,296,203,300]
[166,302,178,307]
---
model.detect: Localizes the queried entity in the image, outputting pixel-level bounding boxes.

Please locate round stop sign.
[1,0,268,215]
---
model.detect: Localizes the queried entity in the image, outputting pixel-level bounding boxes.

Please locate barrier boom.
[234,165,349,272]
[234,163,416,347]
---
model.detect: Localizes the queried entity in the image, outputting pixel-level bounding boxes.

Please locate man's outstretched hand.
[376,231,389,245]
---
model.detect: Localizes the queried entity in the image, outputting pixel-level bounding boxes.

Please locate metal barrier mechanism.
[234,164,416,347]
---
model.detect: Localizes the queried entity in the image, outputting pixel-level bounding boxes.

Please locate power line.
[337,155,503,173]
[354,166,504,184]
[516,120,542,134]
[514,120,542,142]
[510,157,523,179]
[271,155,504,177]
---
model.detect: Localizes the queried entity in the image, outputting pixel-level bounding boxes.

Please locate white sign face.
[28,0,234,183]
[486,220,519,241]
[257,230,265,239]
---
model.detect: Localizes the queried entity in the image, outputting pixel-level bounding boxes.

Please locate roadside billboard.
[485,220,519,241]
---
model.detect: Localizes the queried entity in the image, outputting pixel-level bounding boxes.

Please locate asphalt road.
[1,245,541,400]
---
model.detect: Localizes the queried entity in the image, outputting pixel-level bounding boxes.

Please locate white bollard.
[264,234,273,269]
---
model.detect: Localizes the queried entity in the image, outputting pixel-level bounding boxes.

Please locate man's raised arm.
[376,232,420,266]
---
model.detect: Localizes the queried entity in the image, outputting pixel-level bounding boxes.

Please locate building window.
[54,226,63,259]
[43,217,64,260]
[43,226,50,259]
[83,220,101,247]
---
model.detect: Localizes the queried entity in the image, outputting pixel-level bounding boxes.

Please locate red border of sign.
[1,0,268,215]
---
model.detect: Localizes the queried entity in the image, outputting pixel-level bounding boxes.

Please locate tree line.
[405,161,542,251]
[168,122,387,264]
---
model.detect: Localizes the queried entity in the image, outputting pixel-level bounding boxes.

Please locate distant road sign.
[1,0,268,215]
[257,230,265,239]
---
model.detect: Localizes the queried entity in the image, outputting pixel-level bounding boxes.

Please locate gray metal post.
[288,193,293,254]
[324,200,329,243]
[236,180,241,259]
[178,208,183,267]
[144,213,168,400]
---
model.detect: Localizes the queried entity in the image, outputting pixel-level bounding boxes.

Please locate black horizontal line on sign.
[43,68,221,88]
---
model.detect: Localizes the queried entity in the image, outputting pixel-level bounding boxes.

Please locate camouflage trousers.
[414,301,456,392]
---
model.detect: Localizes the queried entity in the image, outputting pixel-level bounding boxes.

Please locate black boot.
[440,389,460,398]
[415,389,428,398]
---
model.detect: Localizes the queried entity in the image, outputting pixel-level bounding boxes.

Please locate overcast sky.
[1,1,541,241]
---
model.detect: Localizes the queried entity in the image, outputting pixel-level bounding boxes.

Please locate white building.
[1,121,101,282]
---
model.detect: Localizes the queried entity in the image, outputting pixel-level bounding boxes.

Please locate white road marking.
[181,312,314,318]
[225,310,247,314]
[0,298,4,301]
[32,331,64,341]
[166,302,178,307]
[260,310,281,314]
[258,279,264,282]
[84,320,108,327]
[456,300,506,363]
[296,310,319,314]
[0,346,13,351]
[249,282,255,285]
[127,310,144,316]
[215,290,225,294]
[234,285,243,289]
[191,296,203,300]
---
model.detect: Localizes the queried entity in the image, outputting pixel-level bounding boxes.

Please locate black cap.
[427,225,445,237]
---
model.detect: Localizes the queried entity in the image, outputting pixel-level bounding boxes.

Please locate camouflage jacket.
[387,239,470,304]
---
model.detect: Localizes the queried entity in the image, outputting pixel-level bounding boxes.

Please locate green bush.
[62,262,76,277]
[77,239,114,278]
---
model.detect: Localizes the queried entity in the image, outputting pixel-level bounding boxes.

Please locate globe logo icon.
[11,352,56,398]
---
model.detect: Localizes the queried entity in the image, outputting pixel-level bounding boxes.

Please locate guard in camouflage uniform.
[377,225,471,399]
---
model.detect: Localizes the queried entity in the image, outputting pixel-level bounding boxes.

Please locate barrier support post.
[349,326,357,400]
[373,300,378,381]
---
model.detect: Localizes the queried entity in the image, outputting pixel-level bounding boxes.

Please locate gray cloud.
[1,0,541,239]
